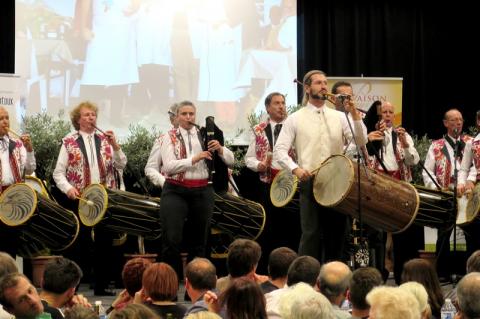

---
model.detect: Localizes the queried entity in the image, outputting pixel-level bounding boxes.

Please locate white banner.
[0,73,25,129]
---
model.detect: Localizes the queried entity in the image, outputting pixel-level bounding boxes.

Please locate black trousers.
[298,179,349,263]
[159,182,214,279]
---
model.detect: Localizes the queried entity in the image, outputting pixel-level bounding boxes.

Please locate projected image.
[15,0,297,142]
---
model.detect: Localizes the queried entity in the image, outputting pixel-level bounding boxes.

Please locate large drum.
[212,192,266,242]
[457,183,480,226]
[414,185,456,228]
[270,169,300,209]
[312,155,456,233]
[78,184,162,240]
[0,183,80,251]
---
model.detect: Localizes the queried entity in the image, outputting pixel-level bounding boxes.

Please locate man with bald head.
[0,105,36,257]
[317,261,352,319]
[455,272,480,319]
[424,108,473,278]
[369,101,421,284]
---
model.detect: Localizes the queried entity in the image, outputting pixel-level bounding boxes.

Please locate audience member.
[348,267,382,319]
[261,247,297,293]
[40,257,89,319]
[185,311,221,319]
[0,252,17,319]
[216,239,265,292]
[184,258,217,316]
[139,262,187,319]
[110,303,160,319]
[278,282,335,319]
[266,256,321,318]
[446,250,480,304]
[64,305,99,319]
[317,261,352,319]
[455,272,480,319]
[401,258,444,318]
[0,273,45,319]
[366,286,420,319]
[399,282,431,319]
[111,257,152,312]
[205,278,267,319]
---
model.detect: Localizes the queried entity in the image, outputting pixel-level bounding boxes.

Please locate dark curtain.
[298,0,477,139]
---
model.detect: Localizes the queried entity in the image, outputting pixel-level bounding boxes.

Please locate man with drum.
[0,105,36,257]
[53,101,127,295]
[423,108,473,279]
[457,111,480,258]
[158,100,234,279]
[244,92,299,270]
[368,101,420,284]
[273,70,366,263]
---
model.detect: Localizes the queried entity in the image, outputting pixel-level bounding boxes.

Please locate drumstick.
[8,128,22,139]
[76,196,94,206]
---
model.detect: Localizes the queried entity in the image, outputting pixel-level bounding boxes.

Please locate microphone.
[453,127,459,137]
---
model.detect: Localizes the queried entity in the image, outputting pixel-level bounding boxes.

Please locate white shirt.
[274,103,366,173]
[245,119,283,172]
[160,127,235,180]
[145,134,167,188]
[381,127,419,171]
[53,131,127,194]
[342,112,368,159]
[0,135,36,186]
[459,136,480,185]
[423,135,476,189]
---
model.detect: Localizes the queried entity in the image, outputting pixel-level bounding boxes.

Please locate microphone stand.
[342,99,371,268]
[451,134,460,285]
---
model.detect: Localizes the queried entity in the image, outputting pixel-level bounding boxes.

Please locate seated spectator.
[40,257,90,319]
[445,250,480,303]
[366,286,420,319]
[266,256,321,318]
[348,267,382,319]
[138,262,187,319]
[401,258,444,318]
[205,277,267,319]
[0,252,18,319]
[110,303,160,319]
[216,239,267,292]
[111,257,152,312]
[278,282,334,319]
[0,273,45,319]
[185,311,221,319]
[64,305,99,319]
[455,272,480,319]
[317,261,352,319]
[261,247,297,294]
[399,282,431,319]
[184,258,217,316]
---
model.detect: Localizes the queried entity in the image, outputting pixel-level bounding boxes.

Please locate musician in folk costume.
[274,70,366,263]
[145,103,180,189]
[0,105,36,257]
[457,110,480,257]
[245,92,299,270]
[158,100,234,278]
[423,109,474,278]
[53,101,127,295]
[367,101,420,284]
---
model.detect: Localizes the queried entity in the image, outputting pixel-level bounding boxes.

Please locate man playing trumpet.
[0,105,36,257]
[53,101,127,296]
[274,70,366,262]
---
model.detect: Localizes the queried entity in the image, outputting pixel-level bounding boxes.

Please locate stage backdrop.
[0,73,25,130]
[328,76,403,126]
[14,0,297,144]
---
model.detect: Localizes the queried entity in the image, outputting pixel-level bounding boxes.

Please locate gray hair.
[457,272,480,319]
